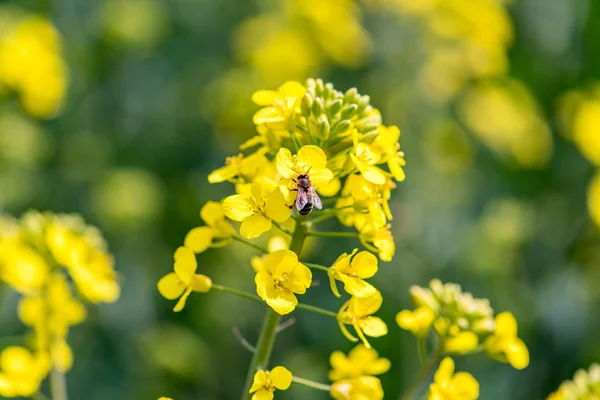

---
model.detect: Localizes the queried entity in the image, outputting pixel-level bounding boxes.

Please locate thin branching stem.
[50,367,68,400]
[306,231,359,238]
[295,303,337,318]
[232,327,256,353]
[292,376,332,392]
[303,262,330,272]
[399,345,442,400]
[232,235,269,254]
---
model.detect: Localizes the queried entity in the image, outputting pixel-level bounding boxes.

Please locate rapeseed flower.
[249,366,292,400]
[276,145,334,190]
[184,201,235,253]
[330,375,384,400]
[427,357,479,400]
[0,347,49,398]
[254,249,312,315]
[329,344,390,381]
[328,249,378,298]
[484,312,529,369]
[337,291,388,348]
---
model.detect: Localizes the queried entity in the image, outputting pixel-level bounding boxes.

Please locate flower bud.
[301,93,313,118]
[328,99,343,116]
[344,87,359,104]
[360,130,379,143]
[315,79,325,97]
[312,97,324,116]
[340,103,358,119]
[331,119,351,136]
[357,95,371,112]
[318,115,330,140]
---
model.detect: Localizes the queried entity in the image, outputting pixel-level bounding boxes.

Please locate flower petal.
[359,317,388,337]
[495,312,518,337]
[339,275,377,298]
[453,372,480,398]
[174,246,197,282]
[266,187,292,223]
[505,338,529,369]
[240,214,272,239]
[276,148,296,178]
[252,90,278,106]
[223,195,255,221]
[173,287,193,312]
[200,201,225,226]
[253,107,286,125]
[265,286,298,315]
[191,274,212,292]
[250,370,268,392]
[157,273,186,300]
[286,262,312,294]
[271,366,292,390]
[264,249,298,276]
[309,168,334,187]
[278,81,306,98]
[297,145,328,170]
[184,227,213,253]
[434,357,455,383]
[352,251,378,278]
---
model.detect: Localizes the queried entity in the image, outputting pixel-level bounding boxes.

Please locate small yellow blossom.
[276,145,334,190]
[249,366,292,400]
[337,291,388,348]
[372,125,406,182]
[546,363,600,400]
[0,245,49,294]
[427,357,479,400]
[157,246,212,312]
[330,376,384,400]
[184,201,235,253]
[328,249,378,298]
[208,149,270,184]
[255,249,312,315]
[329,344,390,381]
[484,312,529,369]
[356,220,395,262]
[337,174,389,229]
[252,81,306,129]
[396,306,436,337]
[0,346,50,398]
[350,132,387,185]
[223,177,291,239]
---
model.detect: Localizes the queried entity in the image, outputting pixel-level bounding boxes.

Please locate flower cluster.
[427,357,479,400]
[547,363,600,400]
[0,14,67,118]
[397,279,529,370]
[0,211,119,398]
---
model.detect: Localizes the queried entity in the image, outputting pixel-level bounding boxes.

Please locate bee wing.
[296,188,309,211]
[308,186,323,209]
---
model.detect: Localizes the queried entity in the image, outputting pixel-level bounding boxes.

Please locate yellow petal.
[278,81,306,98]
[0,346,34,374]
[505,338,529,369]
[190,274,212,292]
[453,372,480,398]
[250,370,268,392]
[340,276,377,298]
[297,145,328,170]
[266,187,292,223]
[255,269,273,301]
[252,390,274,400]
[318,177,341,196]
[174,246,197,282]
[157,273,185,300]
[270,366,292,390]
[207,164,237,183]
[359,317,388,337]
[200,201,225,226]
[367,357,391,376]
[495,312,518,337]
[173,287,193,312]
[285,262,312,294]
[253,107,285,125]
[309,168,334,188]
[51,339,73,372]
[352,251,378,278]
[184,227,213,253]
[264,249,298,276]
[444,331,479,354]
[18,296,45,326]
[276,148,296,178]
[264,286,298,315]
[240,214,272,239]
[252,90,278,106]
[223,194,255,221]
[434,357,455,383]
[350,291,383,316]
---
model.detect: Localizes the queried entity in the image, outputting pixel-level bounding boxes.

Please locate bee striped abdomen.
[299,203,313,216]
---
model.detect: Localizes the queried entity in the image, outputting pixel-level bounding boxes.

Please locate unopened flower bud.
[328,99,343,116]
[331,119,351,136]
[344,87,359,104]
[340,103,358,119]
[318,115,330,140]
[312,97,324,117]
[302,93,313,118]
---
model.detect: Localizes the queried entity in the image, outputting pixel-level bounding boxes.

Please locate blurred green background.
[1,0,600,399]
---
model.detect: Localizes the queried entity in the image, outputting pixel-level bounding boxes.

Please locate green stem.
[303,262,330,272]
[272,221,293,236]
[240,217,308,400]
[399,346,442,400]
[50,367,68,400]
[212,284,263,304]
[32,392,50,400]
[232,235,269,254]
[306,231,359,238]
[417,337,427,365]
[292,376,332,392]
[296,303,337,318]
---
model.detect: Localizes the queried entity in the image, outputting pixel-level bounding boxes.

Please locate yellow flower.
[249,366,292,400]
[546,363,600,400]
[207,149,269,184]
[396,306,436,337]
[328,249,378,298]
[157,246,212,312]
[223,177,291,239]
[372,125,406,182]
[329,344,390,381]
[330,376,384,400]
[427,357,479,400]
[349,130,388,186]
[356,220,395,262]
[254,249,312,315]
[337,291,388,348]
[484,312,529,369]
[184,201,235,253]
[0,245,49,294]
[338,175,390,228]
[434,318,480,355]
[252,81,306,129]
[0,346,50,398]
[276,145,334,190]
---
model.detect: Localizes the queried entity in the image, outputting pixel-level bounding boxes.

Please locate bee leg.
[290,188,298,192]
[286,200,296,210]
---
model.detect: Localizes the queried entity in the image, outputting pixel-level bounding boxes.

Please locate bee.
[293,174,322,216]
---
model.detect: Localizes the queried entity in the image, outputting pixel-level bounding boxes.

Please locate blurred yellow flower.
[254,249,312,315]
[0,346,50,398]
[329,344,390,381]
[330,375,383,400]
[0,245,49,294]
[249,366,292,400]
[484,312,529,369]
[158,246,212,312]
[372,125,406,182]
[328,249,378,298]
[546,363,600,400]
[252,81,306,129]
[208,149,270,184]
[223,177,291,239]
[428,357,479,400]
[396,306,436,337]
[184,201,235,253]
[572,99,600,166]
[337,291,388,348]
